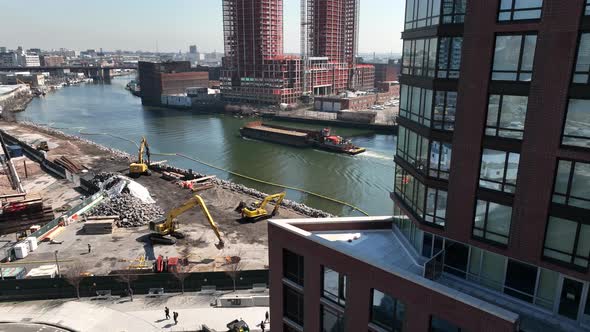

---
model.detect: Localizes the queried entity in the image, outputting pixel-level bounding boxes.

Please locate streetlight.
[54,250,60,277]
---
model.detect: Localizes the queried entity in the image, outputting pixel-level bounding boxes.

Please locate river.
[16,77,396,216]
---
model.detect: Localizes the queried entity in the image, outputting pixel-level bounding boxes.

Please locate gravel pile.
[151,164,333,218]
[90,172,118,188]
[88,193,164,227]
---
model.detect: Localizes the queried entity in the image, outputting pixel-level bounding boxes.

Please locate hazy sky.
[0,0,404,54]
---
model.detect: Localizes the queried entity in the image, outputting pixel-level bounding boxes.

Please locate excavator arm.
[151,194,224,248]
[261,192,285,216]
[137,137,150,165]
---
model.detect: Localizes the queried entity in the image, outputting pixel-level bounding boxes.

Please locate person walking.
[265,311,269,323]
[164,307,170,320]
[258,321,266,332]
[87,244,91,253]
[173,311,178,325]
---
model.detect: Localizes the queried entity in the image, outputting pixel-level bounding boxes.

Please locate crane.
[237,192,286,222]
[129,136,151,177]
[149,194,224,248]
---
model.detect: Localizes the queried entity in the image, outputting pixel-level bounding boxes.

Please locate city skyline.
[0,0,404,54]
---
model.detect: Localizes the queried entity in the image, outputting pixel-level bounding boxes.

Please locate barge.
[240,122,366,155]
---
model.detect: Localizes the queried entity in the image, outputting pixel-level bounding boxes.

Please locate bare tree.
[224,249,245,292]
[63,260,88,299]
[117,271,139,301]
[170,265,191,294]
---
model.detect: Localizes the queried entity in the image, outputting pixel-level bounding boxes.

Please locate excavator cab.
[238,192,286,222]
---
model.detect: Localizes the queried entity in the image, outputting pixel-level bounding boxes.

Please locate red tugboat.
[315,128,366,155]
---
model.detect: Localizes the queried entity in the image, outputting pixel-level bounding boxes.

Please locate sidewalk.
[0,291,271,332]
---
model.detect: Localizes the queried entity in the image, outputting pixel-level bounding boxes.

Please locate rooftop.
[270,216,589,332]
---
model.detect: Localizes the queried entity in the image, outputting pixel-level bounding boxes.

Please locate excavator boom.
[149,194,224,248]
[130,136,151,177]
[239,192,286,222]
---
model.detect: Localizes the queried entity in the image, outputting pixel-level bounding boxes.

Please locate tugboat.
[315,128,366,155]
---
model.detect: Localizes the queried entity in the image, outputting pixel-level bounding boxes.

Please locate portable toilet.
[14,243,29,259]
[26,237,38,252]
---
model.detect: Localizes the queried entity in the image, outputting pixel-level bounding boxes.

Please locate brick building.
[270,0,590,331]
[138,61,209,106]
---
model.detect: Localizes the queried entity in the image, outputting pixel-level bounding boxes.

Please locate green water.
[16,77,396,216]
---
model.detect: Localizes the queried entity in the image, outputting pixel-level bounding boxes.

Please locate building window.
[394,209,423,254]
[441,0,466,24]
[486,94,528,140]
[429,141,452,180]
[322,267,347,306]
[321,305,345,332]
[425,188,447,226]
[402,38,438,77]
[395,165,426,219]
[587,0,590,16]
[397,126,429,171]
[370,289,406,332]
[443,240,469,278]
[543,216,590,269]
[479,149,520,193]
[400,85,433,128]
[395,165,448,227]
[405,0,441,30]
[473,200,513,245]
[433,91,457,131]
[573,33,590,84]
[504,259,538,303]
[562,99,590,148]
[430,316,464,332]
[492,34,537,81]
[553,160,590,209]
[437,37,463,79]
[468,248,506,291]
[498,0,542,21]
[284,285,304,326]
[284,249,304,286]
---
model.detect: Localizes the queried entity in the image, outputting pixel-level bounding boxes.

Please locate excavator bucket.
[235,201,247,212]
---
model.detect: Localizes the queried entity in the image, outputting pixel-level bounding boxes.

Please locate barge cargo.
[240,122,366,155]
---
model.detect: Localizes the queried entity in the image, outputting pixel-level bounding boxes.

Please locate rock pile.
[88,193,164,227]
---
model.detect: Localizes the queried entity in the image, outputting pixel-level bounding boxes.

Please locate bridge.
[0,65,137,81]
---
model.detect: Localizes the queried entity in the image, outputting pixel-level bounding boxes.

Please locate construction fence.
[0,269,269,301]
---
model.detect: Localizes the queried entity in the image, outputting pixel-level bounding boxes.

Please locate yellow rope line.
[48,126,369,216]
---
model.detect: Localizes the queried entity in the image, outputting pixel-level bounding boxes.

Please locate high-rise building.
[0,52,18,68]
[269,0,590,331]
[189,45,197,54]
[220,0,301,104]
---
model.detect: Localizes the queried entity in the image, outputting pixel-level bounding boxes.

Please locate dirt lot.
[0,121,305,274]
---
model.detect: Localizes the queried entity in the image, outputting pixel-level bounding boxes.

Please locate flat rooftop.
[270,216,587,332]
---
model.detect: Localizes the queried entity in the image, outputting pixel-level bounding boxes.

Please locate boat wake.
[360,150,394,162]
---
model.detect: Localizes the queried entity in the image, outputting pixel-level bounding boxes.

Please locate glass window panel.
[487,95,501,128]
[468,246,482,280]
[486,202,512,238]
[498,95,528,139]
[544,217,577,258]
[563,99,590,148]
[480,251,506,291]
[521,35,537,71]
[504,259,537,302]
[321,305,345,332]
[492,72,518,81]
[514,0,542,9]
[493,35,522,72]
[430,316,461,332]
[323,268,340,303]
[371,289,405,331]
[513,9,542,20]
[535,268,558,310]
[554,160,571,195]
[284,249,304,286]
[570,162,590,209]
[575,34,590,75]
[500,0,512,10]
[284,285,304,326]
[498,12,511,21]
[474,200,487,230]
[576,224,590,260]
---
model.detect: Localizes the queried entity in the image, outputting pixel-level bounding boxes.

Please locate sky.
[0,0,404,54]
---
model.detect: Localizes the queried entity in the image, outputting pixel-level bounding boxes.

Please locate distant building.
[0,52,19,67]
[138,61,209,106]
[27,48,41,55]
[189,45,197,54]
[350,64,376,91]
[40,55,65,67]
[0,47,6,53]
[371,59,400,85]
[19,54,40,67]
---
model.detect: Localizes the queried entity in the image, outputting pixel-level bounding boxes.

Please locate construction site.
[0,121,320,279]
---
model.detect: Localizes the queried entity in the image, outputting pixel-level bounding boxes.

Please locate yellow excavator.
[149,194,224,248]
[237,192,286,222]
[129,137,151,177]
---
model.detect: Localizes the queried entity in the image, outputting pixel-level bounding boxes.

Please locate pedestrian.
[173,311,178,325]
[164,307,170,320]
[259,321,266,332]
[87,243,91,253]
[265,310,269,323]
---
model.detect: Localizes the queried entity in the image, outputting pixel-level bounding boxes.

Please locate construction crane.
[149,194,224,248]
[129,136,151,177]
[237,192,286,222]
